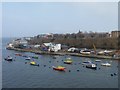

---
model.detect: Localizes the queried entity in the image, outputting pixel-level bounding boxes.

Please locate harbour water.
[2,38,118,88]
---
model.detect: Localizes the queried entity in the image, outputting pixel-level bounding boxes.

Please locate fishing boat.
[86,63,97,69]
[25,57,31,60]
[52,66,66,71]
[4,56,13,61]
[64,58,73,64]
[30,61,39,66]
[101,62,111,67]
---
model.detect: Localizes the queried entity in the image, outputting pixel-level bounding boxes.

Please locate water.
[2,38,118,88]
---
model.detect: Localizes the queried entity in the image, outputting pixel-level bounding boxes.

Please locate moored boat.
[95,60,101,62]
[22,55,28,57]
[101,62,111,67]
[64,58,73,64]
[30,61,39,66]
[52,66,66,71]
[15,53,22,56]
[25,57,31,60]
[86,63,97,69]
[4,56,13,61]
[31,56,39,59]
[82,61,92,65]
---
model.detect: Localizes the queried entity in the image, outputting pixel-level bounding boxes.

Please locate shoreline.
[6,47,120,60]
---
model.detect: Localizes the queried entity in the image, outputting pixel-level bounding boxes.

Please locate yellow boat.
[64,58,73,64]
[52,66,66,71]
[30,61,39,66]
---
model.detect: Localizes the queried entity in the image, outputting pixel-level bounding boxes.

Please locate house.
[10,38,28,49]
[111,31,120,38]
[41,42,61,52]
[49,44,61,52]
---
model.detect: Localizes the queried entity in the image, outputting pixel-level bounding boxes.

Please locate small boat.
[64,58,73,64]
[31,56,39,59]
[86,63,97,69]
[30,61,39,66]
[95,60,101,62]
[25,57,31,60]
[52,66,66,71]
[53,56,56,59]
[4,56,13,61]
[22,55,28,57]
[52,56,59,59]
[101,62,111,67]
[80,50,91,55]
[15,53,22,56]
[82,61,92,65]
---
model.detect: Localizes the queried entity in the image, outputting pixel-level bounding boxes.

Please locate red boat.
[15,53,22,56]
[52,66,65,71]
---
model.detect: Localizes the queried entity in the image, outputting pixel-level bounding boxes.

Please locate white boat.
[95,60,101,62]
[86,63,97,69]
[4,56,13,61]
[82,61,92,65]
[80,50,91,55]
[25,57,31,60]
[101,63,111,66]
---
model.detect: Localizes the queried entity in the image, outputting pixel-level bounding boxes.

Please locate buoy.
[111,74,113,76]
[99,68,100,69]
[68,70,71,72]
[49,67,51,68]
[25,62,27,64]
[77,70,79,72]
[114,73,117,75]
[38,64,39,67]
[44,65,46,67]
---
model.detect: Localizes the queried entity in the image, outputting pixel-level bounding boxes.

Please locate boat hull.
[53,68,65,71]
[30,64,39,66]
[4,58,13,61]
[64,62,72,64]
[86,66,97,69]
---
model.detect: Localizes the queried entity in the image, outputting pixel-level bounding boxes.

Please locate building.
[111,31,120,38]
[41,42,61,52]
[10,38,28,49]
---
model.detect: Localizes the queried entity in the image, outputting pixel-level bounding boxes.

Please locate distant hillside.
[28,31,120,49]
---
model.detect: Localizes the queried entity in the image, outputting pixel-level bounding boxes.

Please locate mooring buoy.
[111,74,113,76]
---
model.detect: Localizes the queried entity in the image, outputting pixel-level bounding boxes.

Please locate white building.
[43,42,61,52]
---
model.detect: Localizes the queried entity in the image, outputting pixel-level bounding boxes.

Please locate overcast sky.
[2,2,118,37]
